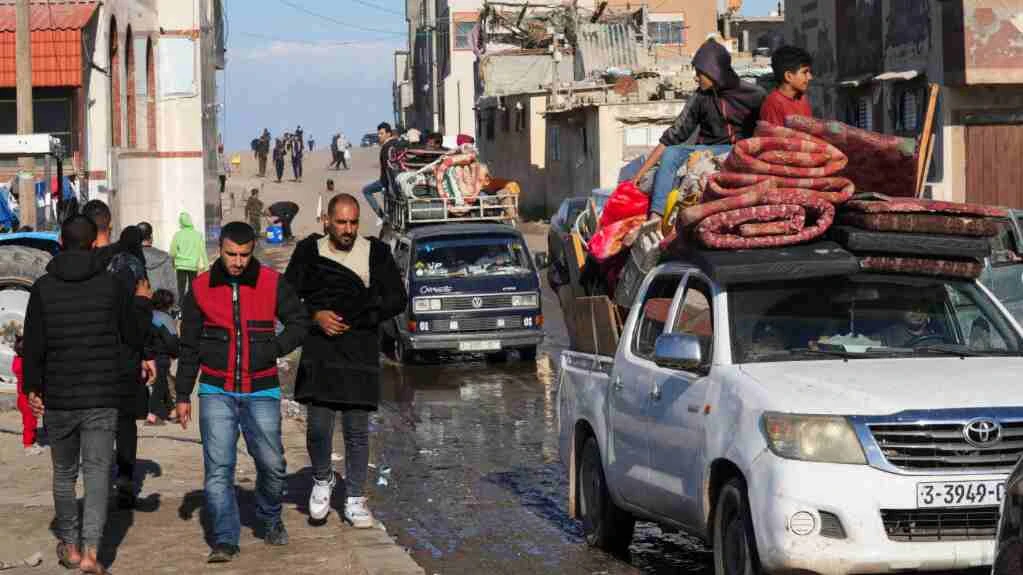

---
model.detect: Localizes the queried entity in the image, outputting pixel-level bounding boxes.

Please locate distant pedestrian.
[245,189,265,235]
[284,193,406,529]
[138,221,178,303]
[362,122,397,226]
[329,134,341,170]
[218,144,230,195]
[339,132,351,170]
[146,289,179,424]
[269,201,299,241]
[22,215,152,574]
[173,222,310,563]
[309,137,315,152]
[291,136,304,182]
[13,334,44,455]
[170,211,208,298]
[273,138,286,182]
[257,129,271,178]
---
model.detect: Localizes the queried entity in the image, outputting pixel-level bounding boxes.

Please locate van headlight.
[511,293,539,307]
[761,413,866,465]
[414,297,442,312]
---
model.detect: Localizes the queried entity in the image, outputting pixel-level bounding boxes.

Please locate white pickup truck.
[557,242,1023,574]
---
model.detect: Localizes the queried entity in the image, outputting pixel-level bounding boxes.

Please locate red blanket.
[858,256,983,279]
[843,198,1008,218]
[706,173,855,204]
[838,212,1001,237]
[686,188,836,249]
[723,136,847,178]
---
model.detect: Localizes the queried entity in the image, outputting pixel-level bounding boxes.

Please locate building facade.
[785,0,1023,207]
[0,0,225,247]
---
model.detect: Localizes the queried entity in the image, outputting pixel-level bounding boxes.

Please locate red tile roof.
[0,2,97,87]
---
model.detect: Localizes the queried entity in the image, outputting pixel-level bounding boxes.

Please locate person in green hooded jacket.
[170,212,208,298]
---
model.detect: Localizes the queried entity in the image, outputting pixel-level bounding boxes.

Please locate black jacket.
[176,257,309,402]
[660,41,765,147]
[22,250,152,410]
[284,234,406,409]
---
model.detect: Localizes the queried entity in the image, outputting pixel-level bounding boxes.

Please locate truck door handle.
[612,377,624,392]
[650,381,662,401]
[687,404,700,413]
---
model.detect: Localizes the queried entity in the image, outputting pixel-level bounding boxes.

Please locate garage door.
[966,124,1023,209]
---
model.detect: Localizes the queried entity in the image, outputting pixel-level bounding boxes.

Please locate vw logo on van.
[962,418,1001,448]
[471,296,484,309]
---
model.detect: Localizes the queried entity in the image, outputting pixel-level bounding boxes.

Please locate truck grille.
[868,420,1023,472]
[881,507,999,542]
[434,316,522,332]
[441,294,515,311]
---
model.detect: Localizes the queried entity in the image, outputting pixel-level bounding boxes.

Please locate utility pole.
[16,0,36,228]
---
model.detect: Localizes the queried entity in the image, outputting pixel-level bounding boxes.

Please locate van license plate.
[459,340,501,352]
[916,480,1005,508]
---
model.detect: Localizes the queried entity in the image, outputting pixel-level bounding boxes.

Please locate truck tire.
[0,246,52,383]
[713,477,762,575]
[579,437,634,555]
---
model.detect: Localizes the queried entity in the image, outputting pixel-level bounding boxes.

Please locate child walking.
[146,289,180,425]
[13,335,44,455]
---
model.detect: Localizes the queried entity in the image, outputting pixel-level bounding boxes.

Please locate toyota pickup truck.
[557,242,1023,574]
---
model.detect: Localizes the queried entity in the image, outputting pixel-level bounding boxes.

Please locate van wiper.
[912,344,1023,358]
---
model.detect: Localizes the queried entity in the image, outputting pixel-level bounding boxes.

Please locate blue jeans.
[200,394,286,547]
[362,181,387,218]
[650,144,732,216]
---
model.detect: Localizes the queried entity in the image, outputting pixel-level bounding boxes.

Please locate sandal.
[56,542,80,569]
[79,565,112,575]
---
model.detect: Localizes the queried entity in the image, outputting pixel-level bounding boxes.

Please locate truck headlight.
[761,413,866,465]
[414,297,442,312]
[511,293,539,307]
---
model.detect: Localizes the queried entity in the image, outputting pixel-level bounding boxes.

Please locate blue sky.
[220,0,778,150]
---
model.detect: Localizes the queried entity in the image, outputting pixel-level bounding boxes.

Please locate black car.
[361,133,379,147]
[546,197,589,294]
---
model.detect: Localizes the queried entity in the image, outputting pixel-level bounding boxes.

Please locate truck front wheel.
[713,478,762,575]
[578,437,634,555]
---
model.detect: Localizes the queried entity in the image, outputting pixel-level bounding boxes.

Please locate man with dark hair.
[23,214,152,574]
[284,193,406,529]
[760,45,815,126]
[81,200,112,244]
[361,122,397,227]
[139,221,178,302]
[174,221,310,563]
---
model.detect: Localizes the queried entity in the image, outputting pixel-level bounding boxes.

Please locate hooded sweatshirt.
[170,212,208,272]
[21,250,150,410]
[659,40,765,147]
[144,245,178,301]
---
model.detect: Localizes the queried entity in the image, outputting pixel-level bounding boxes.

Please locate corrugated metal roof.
[575,21,649,79]
[0,1,98,32]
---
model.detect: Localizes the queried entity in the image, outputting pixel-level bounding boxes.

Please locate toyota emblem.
[963,418,1002,448]
[471,296,484,309]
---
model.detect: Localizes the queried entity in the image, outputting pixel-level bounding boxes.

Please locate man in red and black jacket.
[173,222,309,563]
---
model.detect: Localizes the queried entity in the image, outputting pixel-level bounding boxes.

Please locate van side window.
[671,278,714,366]
[395,241,411,275]
[632,274,682,359]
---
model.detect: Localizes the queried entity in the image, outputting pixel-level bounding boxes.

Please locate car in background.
[361,133,379,147]
[982,209,1023,325]
[546,197,589,293]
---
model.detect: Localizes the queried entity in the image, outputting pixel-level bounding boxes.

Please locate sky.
[220,0,778,150]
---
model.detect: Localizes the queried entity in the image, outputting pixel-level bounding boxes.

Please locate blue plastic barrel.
[266,224,284,244]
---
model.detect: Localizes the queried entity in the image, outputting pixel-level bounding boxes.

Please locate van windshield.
[413,235,532,278]
[729,274,1023,363]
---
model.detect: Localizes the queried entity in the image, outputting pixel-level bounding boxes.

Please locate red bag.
[589,215,646,262]
[599,181,649,228]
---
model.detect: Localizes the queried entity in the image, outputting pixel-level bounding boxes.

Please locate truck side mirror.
[534,252,549,269]
[653,333,704,371]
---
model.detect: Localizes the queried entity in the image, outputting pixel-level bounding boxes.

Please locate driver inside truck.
[878,300,942,347]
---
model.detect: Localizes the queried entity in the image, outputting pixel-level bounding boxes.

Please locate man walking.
[284,193,406,528]
[23,215,152,574]
[174,222,309,563]
[169,211,208,299]
[139,221,178,302]
[329,134,341,170]
[362,123,397,227]
[246,189,265,235]
[257,129,271,177]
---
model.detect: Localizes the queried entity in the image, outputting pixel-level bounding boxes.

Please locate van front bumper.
[403,329,544,351]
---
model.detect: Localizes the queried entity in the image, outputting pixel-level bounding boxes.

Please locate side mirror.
[534,252,549,269]
[653,333,704,371]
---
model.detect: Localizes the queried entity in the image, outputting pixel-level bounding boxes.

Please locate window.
[581,125,588,157]
[395,240,411,275]
[515,106,525,132]
[671,278,714,365]
[900,90,919,132]
[502,107,510,132]
[454,21,476,50]
[633,274,683,359]
[548,124,561,162]
[850,95,873,131]
[648,21,685,45]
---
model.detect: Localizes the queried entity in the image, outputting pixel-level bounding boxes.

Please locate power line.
[346,0,404,18]
[274,0,405,36]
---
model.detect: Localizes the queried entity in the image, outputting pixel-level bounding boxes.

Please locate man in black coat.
[283,193,406,528]
[22,215,152,573]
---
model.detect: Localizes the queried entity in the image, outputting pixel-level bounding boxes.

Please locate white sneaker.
[23,444,45,456]
[344,496,374,529]
[309,474,336,521]
[375,217,384,229]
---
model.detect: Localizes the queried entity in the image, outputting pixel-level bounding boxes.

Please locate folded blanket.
[783,116,918,197]
[690,189,836,249]
[838,212,1001,237]
[858,255,983,279]
[706,173,855,204]
[588,215,647,262]
[843,198,1008,218]
[723,136,848,178]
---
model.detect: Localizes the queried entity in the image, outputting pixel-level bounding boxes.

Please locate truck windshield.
[729,274,1023,363]
[413,236,532,278]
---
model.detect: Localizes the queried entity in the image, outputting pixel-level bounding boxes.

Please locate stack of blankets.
[829,197,1008,279]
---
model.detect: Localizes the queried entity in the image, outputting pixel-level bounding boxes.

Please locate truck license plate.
[459,340,501,352]
[916,480,1005,508]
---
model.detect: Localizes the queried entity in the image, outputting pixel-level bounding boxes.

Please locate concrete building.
[393,50,413,130]
[0,0,225,246]
[785,0,1023,207]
